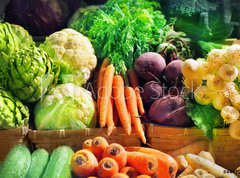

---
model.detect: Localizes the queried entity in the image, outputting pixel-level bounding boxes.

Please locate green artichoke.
[6,46,59,102]
[0,87,29,129]
[0,22,35,87]
[0,22,34,56]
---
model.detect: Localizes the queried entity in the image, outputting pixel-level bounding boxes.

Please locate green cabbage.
[34,83,97,130]
[0,87,29,129]
[3,46,59,103]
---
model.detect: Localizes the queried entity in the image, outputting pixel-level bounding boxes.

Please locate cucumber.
[26,148,49,178]
[42,146,74,178]
[0,144,31,178]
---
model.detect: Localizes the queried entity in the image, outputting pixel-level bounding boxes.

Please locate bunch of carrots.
[97,58,146,144]
[71,136,178,178]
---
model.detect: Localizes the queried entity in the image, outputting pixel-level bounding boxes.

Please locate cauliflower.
[41,28,97,86]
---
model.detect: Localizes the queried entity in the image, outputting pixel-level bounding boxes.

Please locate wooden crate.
[28,126,143,152]
[0,126,29,162]
[146,123,240,171]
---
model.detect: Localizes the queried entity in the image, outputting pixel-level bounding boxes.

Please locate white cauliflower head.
[42,28,97,86]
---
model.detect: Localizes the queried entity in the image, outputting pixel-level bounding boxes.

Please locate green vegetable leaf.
[69,0,169,73]
[186,101,224,139]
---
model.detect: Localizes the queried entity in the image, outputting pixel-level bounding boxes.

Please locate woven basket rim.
[145,123,229,137]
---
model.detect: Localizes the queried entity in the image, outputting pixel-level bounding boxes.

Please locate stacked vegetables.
[183,45,240,139]
[69,0,171,73]
[0,144,74,178]
[97,59,146,143]
[0,22,34,128]
[71,136,178,178]
[177,152,238,178]
[0,21,98,130]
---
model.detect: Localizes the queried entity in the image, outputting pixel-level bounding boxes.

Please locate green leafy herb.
[186,101,224,139]
[69,0,170,73]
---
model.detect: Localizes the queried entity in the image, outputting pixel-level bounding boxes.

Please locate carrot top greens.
[70,0,170,73]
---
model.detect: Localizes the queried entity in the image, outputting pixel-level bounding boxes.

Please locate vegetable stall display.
[0,0,240,176]
[1,137,238,177]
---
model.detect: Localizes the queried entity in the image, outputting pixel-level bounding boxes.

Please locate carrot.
[97,58,111,110]
[127,69,145,115]
[113,100,119,126]
[71,149,98,177]
[103,143,127,170]
[107,96,115,136]
[112,75,131,135]
[124,87,146,144]
[111,173,130,178]
[82,139,93,151]
[120,167,139,178]
[125,147,178,178]
[97,157,119,178]
[136,175,151,178]
[126,151,158,176]
[166,140,209,158]
[92,136,109,160]
[99,64,115,127]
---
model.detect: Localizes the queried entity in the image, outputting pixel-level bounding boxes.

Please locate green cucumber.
[42,146,74,178]
[26,148,49,178]
[0,144,31,178]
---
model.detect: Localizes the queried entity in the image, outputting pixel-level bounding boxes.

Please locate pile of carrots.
[97,58,146,143]
[71,136,178,178]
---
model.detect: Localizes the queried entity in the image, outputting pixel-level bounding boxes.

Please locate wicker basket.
[28,126,143,152]
[145,123,240,171]
[0,126,29,162]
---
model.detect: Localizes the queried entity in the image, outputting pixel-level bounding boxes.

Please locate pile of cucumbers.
[0,144,74,178]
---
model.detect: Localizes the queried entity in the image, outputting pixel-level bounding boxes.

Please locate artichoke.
[0,22,35,86]
[5,46,59,102]
[34,83,97,130]
[0,87,29,129]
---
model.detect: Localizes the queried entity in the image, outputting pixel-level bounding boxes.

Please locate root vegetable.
[198,151,215,163]
[142,81,163,106]
[185,153,238,178]
[165,60,183,85]
[135,52,166,81]
[149,95,192,127]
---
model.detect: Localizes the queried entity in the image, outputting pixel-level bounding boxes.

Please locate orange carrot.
[71,149,98,177]
[136,175,151,178]
[97,157,119,178]
[113,99,119,126]
[92,136,109,161]
[166,140,209,158]
[111,173,129,178]
[125,147,178,178]
[107,96,115,136]
[120,167,139,178]
[124,87,146,144]
[99,64,115,127]
[126,151,158,176]
[97,58,111,110]
[103,143,127,170]
[113,75,131,135]
[82,139,93,151]
[127,69,145,115]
